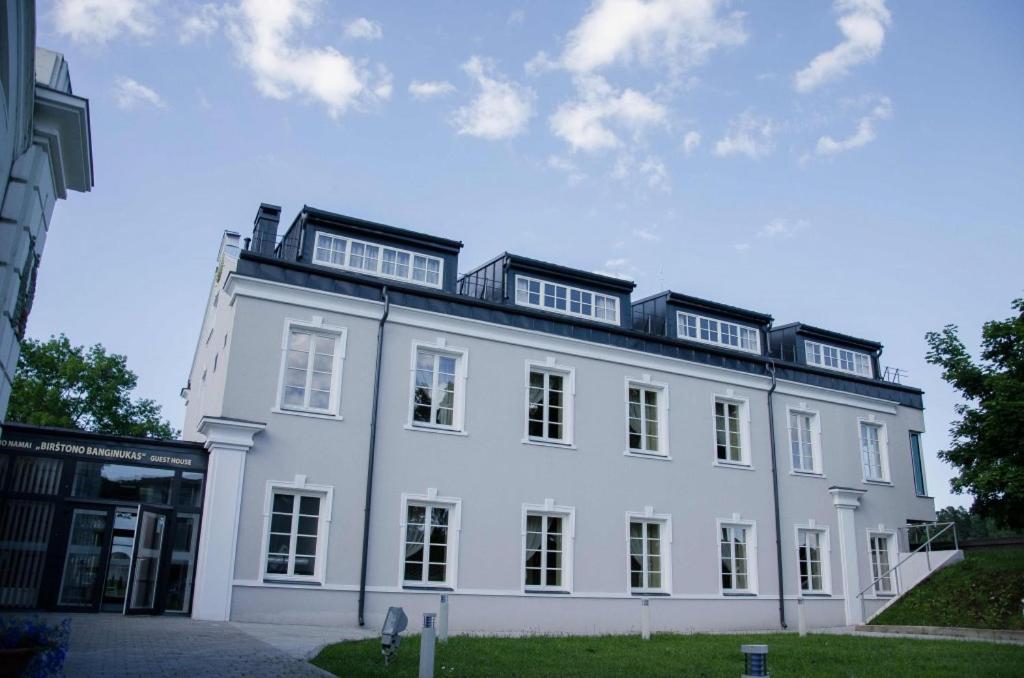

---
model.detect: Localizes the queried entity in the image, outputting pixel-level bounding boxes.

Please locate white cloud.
[226,0,391,118]
[547,155,586,186]
[734,242,750,252]
[559,0,747,74]
[632,226,660,241]
[54,0,157,44]
[524,51,559,76]
[550,75,667,152]
[112,76,166,110]
[815,95,892,155]
[409,80,456,99]
[605,257,629,268]
[344,17,382,40]
[758,218,809,238]
[612,153,671,192]
[713,111,775,159]
[180,3,223,44]
[507,9,526,26]
[794,0,891,92]
[682,130,702,155]
[594,256,636,280]
[452,56,535,140]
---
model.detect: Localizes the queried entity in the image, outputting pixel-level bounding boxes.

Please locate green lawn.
[312,632,1024,678]
[871,547,1024,629]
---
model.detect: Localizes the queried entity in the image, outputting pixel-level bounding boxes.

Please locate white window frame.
[521,500,575,593]
[258,476,334,585]
[312,231,445,289]
[514,274,619,325]
[625,508,672,595]
[399,490,462,589]
[804,340,873,378]
[623,376,670,459]
[273,317,347,420]
[909,431,929,497]
[712,394,752,468]
[866,528,899,597]
[786,405,823,476]
[858,417,891,484]
[523,359,576,448]
[717,517,758,596]
[794,522,832,596]
[406,340,469,435]
[676,311,761,354]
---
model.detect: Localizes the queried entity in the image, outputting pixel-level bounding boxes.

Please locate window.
[869,533,895,595]
[401,495,460,588]
[524,512,567,590]
[796,528,828,594]
[788,409,821,474]
[514,275,619,325]
[677,312,760,354]
[278,322,345,416]
[909,432,927,496]
[265,490,325,580]
[526,364,574,445]
[410,346,466,432]
[715,398,748,465]
[626,381,668,456]
[804,340,872,378]
[312,231,444,288]
[859,421,889,482]
[628,518,669,594]
[720,522,756,594]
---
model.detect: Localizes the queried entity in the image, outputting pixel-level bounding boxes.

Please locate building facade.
[0,2,94,422]
[182,204,936,633]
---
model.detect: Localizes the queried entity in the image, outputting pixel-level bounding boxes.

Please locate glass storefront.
[0,424,207,615]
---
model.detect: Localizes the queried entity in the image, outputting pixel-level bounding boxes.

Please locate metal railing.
[857,521,958,601]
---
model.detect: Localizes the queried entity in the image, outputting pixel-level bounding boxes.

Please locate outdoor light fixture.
[381,606,408,665]
[741,644,769,677]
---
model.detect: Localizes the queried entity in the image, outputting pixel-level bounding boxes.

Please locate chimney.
[252,203,281,256]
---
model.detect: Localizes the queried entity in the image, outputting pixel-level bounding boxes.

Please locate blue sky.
[28,0,1023,510]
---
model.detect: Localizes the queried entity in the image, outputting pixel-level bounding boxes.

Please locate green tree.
[926,298,1024,529]
[935,506,1023,541]
[7,334,177,439]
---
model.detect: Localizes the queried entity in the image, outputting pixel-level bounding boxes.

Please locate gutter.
[765,359,787,629]
[358,286,390,626]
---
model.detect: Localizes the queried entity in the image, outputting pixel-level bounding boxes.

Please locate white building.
[0,3,94,421]
[182,204,940,634]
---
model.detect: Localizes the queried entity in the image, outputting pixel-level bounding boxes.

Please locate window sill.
[798,592,833,598]
[524,588,571,595]
[522,438,577,451]
[404,424,467,437]
[713,461,755,471]
[790,470,826,479]
[721,591,758,597]
[631,591,670,597]
[623,450,672,462]
[271,407,343,421]
[862,479,894,487]
[402,584,455,592]
[263,577,322,586]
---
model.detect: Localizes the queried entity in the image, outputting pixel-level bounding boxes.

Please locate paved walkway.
[32,613,374,677]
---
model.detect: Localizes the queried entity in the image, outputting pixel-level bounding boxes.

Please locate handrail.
[857,521,958,599]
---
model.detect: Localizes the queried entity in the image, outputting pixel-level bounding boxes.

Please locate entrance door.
[124,506,173,615]
[55,504,114,612]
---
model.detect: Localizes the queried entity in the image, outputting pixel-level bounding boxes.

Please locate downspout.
[358,286,390,626]
[765,359,787,628]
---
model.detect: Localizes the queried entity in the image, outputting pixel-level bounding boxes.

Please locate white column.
[829,487,867,626]
[191,417,266,621]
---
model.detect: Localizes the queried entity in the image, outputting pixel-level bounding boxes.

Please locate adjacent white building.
[0,3,94,421]
[182,204,937,633]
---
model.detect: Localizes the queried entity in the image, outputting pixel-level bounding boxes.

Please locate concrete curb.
[856,625,1024,644]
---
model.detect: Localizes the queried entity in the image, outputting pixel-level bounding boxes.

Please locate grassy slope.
[871,547,1024,629]
[312,633,1024,678]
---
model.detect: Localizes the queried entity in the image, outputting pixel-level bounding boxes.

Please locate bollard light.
[439,593,449,643]
[741,644,769,678]
[381,606,408,666]
[419,612,438,678]
[640,598,651,640]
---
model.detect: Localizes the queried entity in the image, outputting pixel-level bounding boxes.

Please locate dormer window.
[804,340,872,378]
[515,275,618,324]
[676,312,759,354]
[313,232,443,288]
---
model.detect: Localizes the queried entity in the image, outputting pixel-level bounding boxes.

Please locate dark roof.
[636,291,774,325]
[300,205,464,253]
[0,422,205,450]
[771,322,883,351]
[464,252,637,293]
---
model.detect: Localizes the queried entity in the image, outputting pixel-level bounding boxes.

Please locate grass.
[871,547,1024,629]
[312,632,1024,678]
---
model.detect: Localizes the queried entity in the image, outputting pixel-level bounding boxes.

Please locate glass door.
[56,505,114,612]
[124,506,173,615]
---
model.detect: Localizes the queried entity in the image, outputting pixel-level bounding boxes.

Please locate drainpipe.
[765,359,787,629]
[358,286,390,626]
